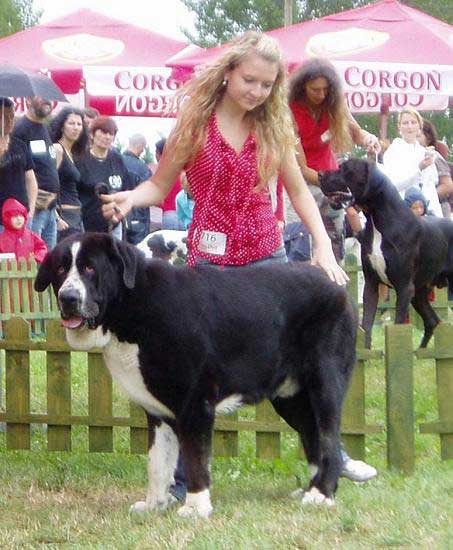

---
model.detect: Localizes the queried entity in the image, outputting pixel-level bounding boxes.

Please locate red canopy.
[168,0,453,112]
[0,9,187,116]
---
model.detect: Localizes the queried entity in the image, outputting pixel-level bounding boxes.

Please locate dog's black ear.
[34,253,53,292]
[110,238,138,289]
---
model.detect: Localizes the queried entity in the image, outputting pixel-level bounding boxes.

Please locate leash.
[94,182,128,241]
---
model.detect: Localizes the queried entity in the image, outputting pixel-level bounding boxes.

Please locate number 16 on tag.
[198,230,227,256]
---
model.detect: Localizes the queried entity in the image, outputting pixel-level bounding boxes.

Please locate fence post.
[434,324,453,459]
[385,324,414,473]
[46,320,72,451]
[342,329,366,459]
[88,352,113,452]
[5,318,30,450]
[213,412,239,457]
[345,254,359,308]
[130,401,147,454]
[256,401,281,459]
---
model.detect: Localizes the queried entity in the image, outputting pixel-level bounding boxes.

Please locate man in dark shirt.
[12,96,59,250]
[0,98,38,230]
[122,133,152,244]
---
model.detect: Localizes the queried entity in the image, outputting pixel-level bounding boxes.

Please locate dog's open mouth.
[61,315,86,329]
[323,190,354,209]
[60,315,97,330]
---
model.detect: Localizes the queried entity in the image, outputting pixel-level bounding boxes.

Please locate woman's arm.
[348,115,381,153]
[25,169,38,219]
[280,150,348,285]
[53,142,64,169]
[295,142,320,185]
[102,136,188,224]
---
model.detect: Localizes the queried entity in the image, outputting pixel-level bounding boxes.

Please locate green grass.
[0,324,452,548]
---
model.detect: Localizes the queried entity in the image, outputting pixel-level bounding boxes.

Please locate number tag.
[198,230,227,256]
[320,130,332,143]
[30,140,47,154]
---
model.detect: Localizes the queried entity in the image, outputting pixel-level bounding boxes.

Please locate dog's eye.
[57,266,65,275]
[84,265,95,274]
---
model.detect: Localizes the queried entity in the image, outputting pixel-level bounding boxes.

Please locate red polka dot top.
[185,112,282,266]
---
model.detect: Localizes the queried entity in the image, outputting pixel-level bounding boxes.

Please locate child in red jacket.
[0,198,47,262]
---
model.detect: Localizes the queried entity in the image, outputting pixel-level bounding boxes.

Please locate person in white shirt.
[382,107,443,217]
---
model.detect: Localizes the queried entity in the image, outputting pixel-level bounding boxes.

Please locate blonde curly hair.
[168,32,296,189]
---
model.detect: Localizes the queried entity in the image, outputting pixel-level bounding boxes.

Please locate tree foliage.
[181,1,375,46]
[0,0,41,38]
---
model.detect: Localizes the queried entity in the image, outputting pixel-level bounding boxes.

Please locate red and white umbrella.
[167,0,453,113]
[0,8,187,117]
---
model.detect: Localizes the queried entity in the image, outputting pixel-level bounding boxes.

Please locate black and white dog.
[320,158,453,348]
[35,233,357,517]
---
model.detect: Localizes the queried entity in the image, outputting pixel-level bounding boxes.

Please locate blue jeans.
[194,245,288,269]
[32,207,57,251]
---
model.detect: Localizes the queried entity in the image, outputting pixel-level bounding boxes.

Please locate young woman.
[102,32,369,497]
[77,116,131,239]
[103,33,345,283]
[50,107,88,240]
[382,108,448,218]
[287,58,380,261]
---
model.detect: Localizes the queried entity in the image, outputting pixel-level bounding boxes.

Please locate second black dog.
[320,158,453,348]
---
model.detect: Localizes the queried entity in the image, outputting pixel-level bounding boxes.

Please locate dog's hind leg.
[362,278,380,348]
[271,391,320,473]
[394,281,415,324]
[411,289,441,348]
[272,385,342,507]
[131,417,179,514]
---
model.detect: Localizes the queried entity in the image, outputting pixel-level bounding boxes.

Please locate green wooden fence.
[0,258,59,335]
[0,317,452,472]
[0,258,452,471]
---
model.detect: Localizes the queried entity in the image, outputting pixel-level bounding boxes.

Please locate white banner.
[334,61,453,96]
[84,66,183,117]
[344,91,448,113]
[84,66,181,97]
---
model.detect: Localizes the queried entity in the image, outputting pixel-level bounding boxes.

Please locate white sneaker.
[341,458,377,482]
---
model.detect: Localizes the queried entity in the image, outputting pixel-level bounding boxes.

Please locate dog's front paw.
[300,487,335,507]
[130,494,177,514]
[177,489,213,518]
[130,500,151,514]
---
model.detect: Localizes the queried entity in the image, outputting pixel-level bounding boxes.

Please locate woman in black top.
[76,116,131,238]
[50,107,88,241]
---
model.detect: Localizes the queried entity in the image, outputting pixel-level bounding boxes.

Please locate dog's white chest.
[368,223,392,287]
[103,335,175,419]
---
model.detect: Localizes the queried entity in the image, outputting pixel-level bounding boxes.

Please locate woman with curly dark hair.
[50,107,89,240]
[287,58,380,261]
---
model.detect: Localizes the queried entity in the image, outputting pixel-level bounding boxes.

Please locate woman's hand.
[364,133,381,154]
[101,191,134,225]
[419,153,435,171]
[56,217,69,231]
[311,241,349,286]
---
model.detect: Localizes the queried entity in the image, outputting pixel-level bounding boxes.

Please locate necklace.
[90,149,107,161]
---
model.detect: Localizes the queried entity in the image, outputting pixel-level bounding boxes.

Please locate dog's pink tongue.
[61,317,84,329]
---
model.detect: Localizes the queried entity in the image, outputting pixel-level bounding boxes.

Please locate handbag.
[35,189,57,211]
